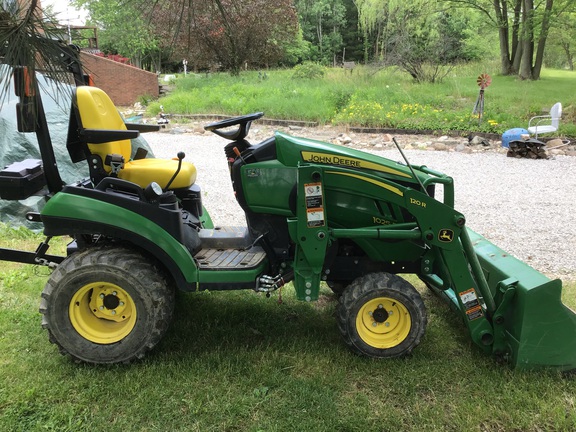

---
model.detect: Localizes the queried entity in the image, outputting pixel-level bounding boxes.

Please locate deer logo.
[438,229,454,242]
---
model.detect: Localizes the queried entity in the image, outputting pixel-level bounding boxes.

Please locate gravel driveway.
[144,126,575,280]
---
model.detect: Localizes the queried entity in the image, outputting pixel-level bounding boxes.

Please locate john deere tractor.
[1,44,575,370]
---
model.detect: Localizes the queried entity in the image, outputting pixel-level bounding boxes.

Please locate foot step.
[194,247,266,270]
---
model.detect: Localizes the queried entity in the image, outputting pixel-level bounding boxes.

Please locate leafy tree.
[295,0,347,64]
[545,12,576,70]
[282,27,312,65]
[142,0,299,75]
[443,0,574,79]
[353,0,394,62]
[354,0,485,81]
[73,0,160,70]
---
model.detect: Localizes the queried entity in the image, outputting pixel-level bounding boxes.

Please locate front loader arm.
[293,162,576,370]
[314,165,496,353]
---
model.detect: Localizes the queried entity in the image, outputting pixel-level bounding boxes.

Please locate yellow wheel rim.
[69,282,137,344]
[355,296,411,349]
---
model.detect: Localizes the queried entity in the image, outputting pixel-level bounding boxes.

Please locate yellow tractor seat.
[69,86,196,190]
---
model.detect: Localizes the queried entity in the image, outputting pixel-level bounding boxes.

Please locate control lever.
[164,151,185,191]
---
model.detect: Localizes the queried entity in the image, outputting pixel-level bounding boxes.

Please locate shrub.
[292,62,326,80]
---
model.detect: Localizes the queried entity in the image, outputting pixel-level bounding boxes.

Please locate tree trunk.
[497,26,512,74]
[363,27,369,64]
[532,0,554,80]
[509,0,522,74]
[512,40,523,73]
[519,0,535,80]
[317,14,323,56]
[374,22,381,60]
[562,42,574,70]
[213,0,241,76]
[493,0,513,75]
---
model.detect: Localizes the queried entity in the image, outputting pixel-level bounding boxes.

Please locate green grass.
[151,64,576,136]
[1,226,576,431]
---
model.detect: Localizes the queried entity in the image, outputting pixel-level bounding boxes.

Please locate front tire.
[337,272,427,358]
[40,247,174,364]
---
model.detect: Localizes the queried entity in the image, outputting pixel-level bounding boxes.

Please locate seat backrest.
[74,86,132,166]
[550,102,562,128]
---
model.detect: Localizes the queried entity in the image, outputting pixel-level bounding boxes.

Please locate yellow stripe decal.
[327,171,404,197]
[301,151,411,178]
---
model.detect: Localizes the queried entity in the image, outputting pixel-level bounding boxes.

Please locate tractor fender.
[41,191,199,292]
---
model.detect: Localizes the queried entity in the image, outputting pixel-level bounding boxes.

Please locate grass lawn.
[1,226,575,431]
[149,63,576,137]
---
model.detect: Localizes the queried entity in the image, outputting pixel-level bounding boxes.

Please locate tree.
[73,0,160,70]
[142,0,299,74]
[545,12,576,70]
[443,0,574,79]
[354,0,483,81]
[295,0,347,64]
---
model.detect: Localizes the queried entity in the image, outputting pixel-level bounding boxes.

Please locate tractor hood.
[274,131,427,185]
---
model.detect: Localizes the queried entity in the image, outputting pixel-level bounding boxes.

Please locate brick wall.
[79,52,159,106]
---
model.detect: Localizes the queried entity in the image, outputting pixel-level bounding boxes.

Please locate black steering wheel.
[204,112,264,141]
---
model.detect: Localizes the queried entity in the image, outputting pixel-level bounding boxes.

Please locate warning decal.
[459,288,483,320]
[304,182,325,227]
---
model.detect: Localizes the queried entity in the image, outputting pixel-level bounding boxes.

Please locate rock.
[288,125,302,131]
[437,135,449,141]
[546,138,564,149]
[170,127,185,134]
[455,143,472,153]
[470,135,490,146]
[338,135,352,144]
[374,143,383,149]
[444,139,461,146]
[382,133,393,142]
[549,149,566,156]
[432,142,447,151]
[193,126,205,134]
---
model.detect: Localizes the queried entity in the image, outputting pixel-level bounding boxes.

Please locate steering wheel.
[204,112,264,141]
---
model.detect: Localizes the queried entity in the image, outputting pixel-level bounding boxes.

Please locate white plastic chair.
[528,102,562,138]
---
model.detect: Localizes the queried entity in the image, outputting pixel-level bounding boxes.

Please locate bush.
[292,62,326,80]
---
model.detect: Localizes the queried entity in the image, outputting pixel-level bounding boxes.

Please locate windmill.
[472,73,491,124]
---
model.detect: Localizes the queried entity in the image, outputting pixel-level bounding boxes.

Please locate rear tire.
[337,272,427,358]
[40,247,174,364]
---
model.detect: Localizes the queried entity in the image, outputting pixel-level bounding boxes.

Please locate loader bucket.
[468,229,576,371]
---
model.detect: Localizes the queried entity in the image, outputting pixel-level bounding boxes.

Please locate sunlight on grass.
[563,281,576,309]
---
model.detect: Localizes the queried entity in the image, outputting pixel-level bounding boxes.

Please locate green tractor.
[2,49,576,370]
